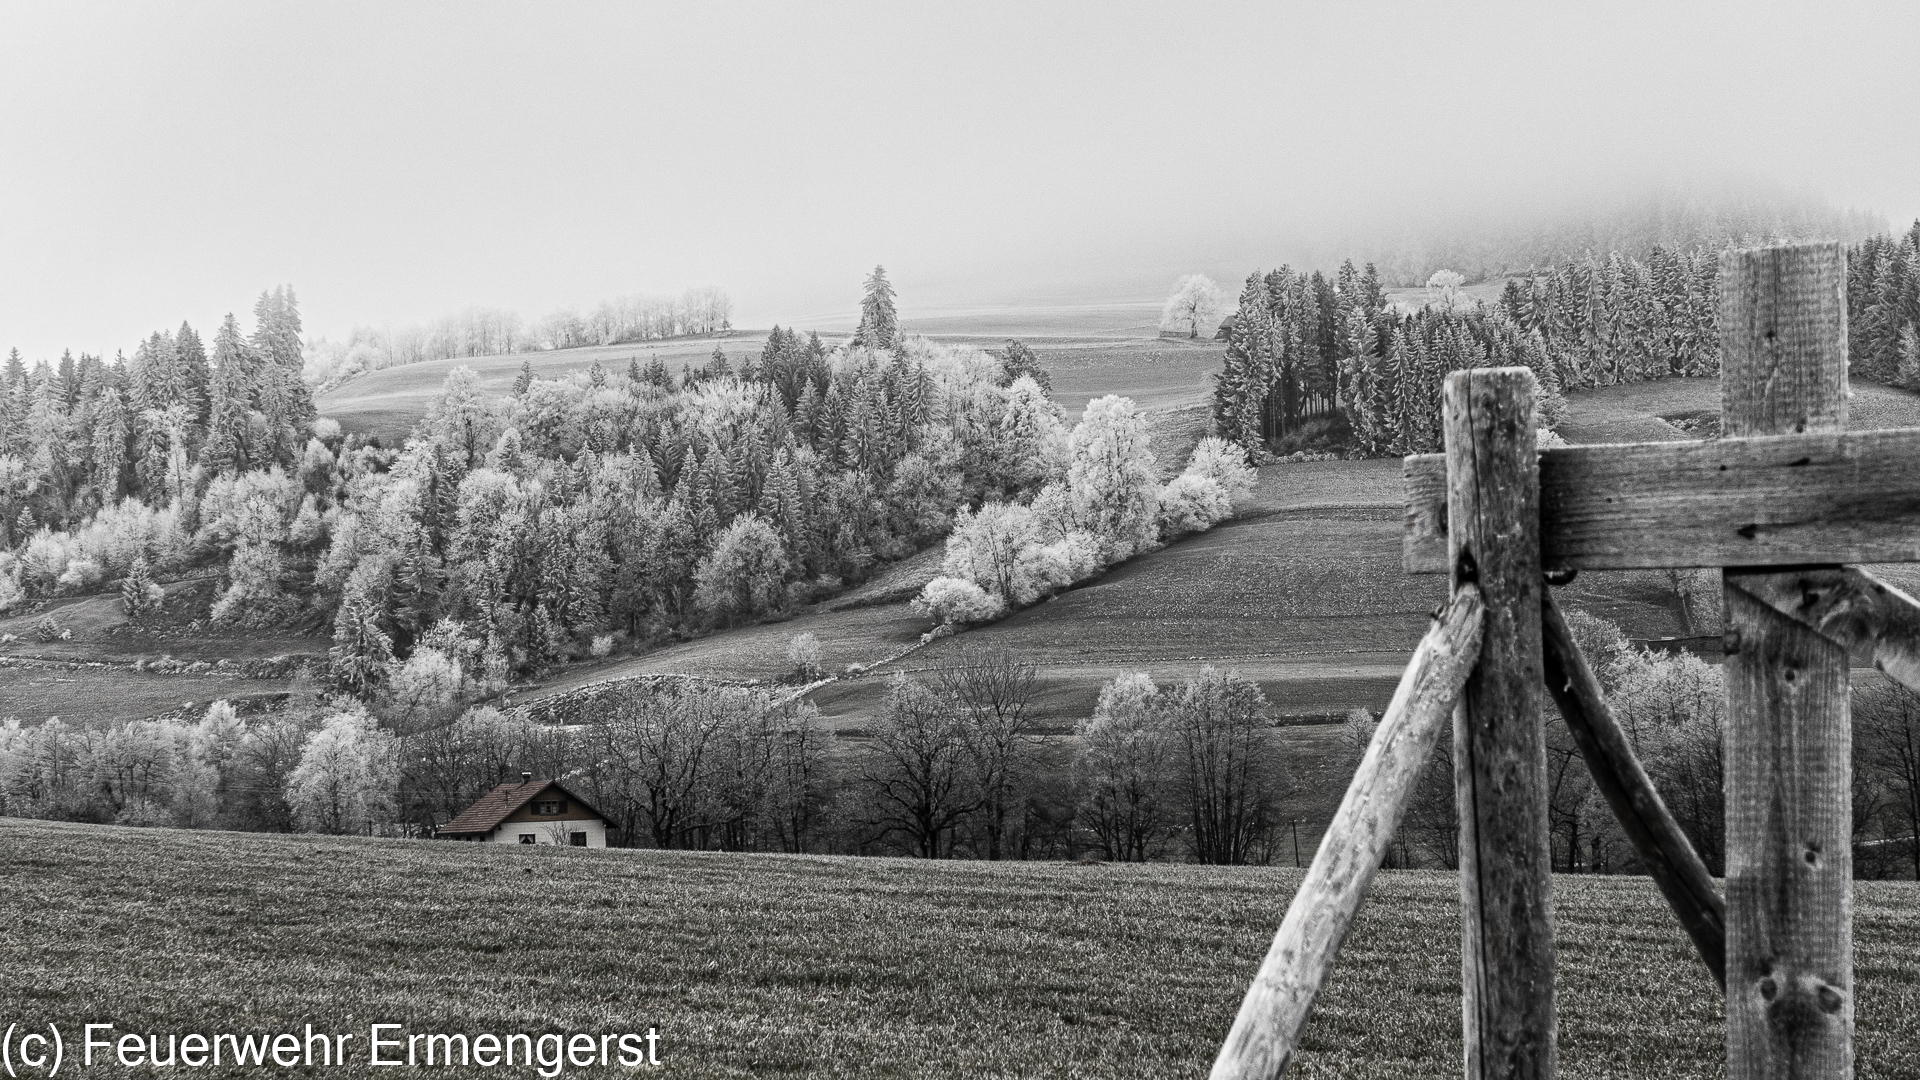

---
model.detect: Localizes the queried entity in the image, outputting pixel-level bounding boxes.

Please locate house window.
[518,834,536,844]
[569,832,587,847]
[533,799,567,816]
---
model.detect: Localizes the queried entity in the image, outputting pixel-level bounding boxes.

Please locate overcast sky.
[2,1,1916,360]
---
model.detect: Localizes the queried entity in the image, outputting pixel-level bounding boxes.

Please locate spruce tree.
[202,314,256,476]
[853,266,899,350]
[1001,339,1051,393]
[514,357,535,396]
[176,321,210,429]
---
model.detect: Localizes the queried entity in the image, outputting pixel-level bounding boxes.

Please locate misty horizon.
[3,2,1917,360]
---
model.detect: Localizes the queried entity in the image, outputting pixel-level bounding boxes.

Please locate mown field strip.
[5,819,1919,1078]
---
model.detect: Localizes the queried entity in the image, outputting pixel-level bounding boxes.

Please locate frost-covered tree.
[1157,437,1254,539]
[285,709,398,835]
[119,554,165,618]
[1000,339,1051,394]
[692,514,789,624]
[935,501,1075,610]
[1425,269,1466,308]
[1160,274,1224,338]
[786,631,823,680]
[1076,672,1173,861]
[383,646,465,730]
[853,266,899,350]
[911,575,1006,625]
[1061,395,1159,561]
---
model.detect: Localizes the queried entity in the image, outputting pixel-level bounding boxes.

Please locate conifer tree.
[853,266,899,350]
[174,321,210,429]
[202,314,256,476]
[331,580,394,693]
[1002,340,1051,393]
[514,357,534,396]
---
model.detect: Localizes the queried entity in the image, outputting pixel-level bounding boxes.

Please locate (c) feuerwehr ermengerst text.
[1,1023,663,1076]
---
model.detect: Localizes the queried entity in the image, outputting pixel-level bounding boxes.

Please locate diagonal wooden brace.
[1725,565,1920,693]
[1541,587,1726,990]
[1211,583,1485,1080]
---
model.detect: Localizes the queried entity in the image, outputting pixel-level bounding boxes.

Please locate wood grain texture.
[1211,585,1486,1080]
[1401,427,1920,574]
[1727,565,1920,694]
[1721,242,1853,1080]
[1541,587,1726,990]
[1446,367,1557,1080]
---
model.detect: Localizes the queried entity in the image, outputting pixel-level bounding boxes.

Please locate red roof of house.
[437,778,607,837]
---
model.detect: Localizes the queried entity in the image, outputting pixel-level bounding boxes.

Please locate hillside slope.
[13,818,1920,1078]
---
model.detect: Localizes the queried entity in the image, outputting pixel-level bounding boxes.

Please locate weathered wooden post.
[1445,367,1557,1080]
[1720,243,1853,1077]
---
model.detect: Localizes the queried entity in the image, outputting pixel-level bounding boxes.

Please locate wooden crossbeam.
[1726,565,1920,693]
[1402,427,1920,574]
[1211,584,1484,1080]
[1541,588,1726,990]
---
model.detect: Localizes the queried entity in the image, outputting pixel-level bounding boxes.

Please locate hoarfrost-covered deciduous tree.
[1076,673,1173,862]
[285,709,398,835]
[1060,394,1159,561]
[786,631,823,680]
[1160,275,1224,338]
[692,514,789,624]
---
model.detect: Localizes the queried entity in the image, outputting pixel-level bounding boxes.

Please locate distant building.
[437,773,611,848]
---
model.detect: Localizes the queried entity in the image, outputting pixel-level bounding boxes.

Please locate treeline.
[1849,221,1920,387]
[1350,187,1884,287]
[8,611,1918,875]
[1218,224,1920,459]
[304,286,734,390]
[1214,247,1723,457]
[0,649,1292,866]
[1214,260,1566,456]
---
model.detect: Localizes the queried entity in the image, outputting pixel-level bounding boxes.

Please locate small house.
[437,773,611,848]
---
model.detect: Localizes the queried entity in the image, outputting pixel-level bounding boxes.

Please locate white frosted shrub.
[786,631,823,678]
[912,576,1007,625]
[1157,473,1233,539]
[1183,436,1257,501]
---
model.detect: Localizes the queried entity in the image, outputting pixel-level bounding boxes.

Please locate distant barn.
[437,774,611,848]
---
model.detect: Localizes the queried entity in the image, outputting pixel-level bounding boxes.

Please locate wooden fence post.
[1445,367,1557,1080]
[1720,243,1853,1078]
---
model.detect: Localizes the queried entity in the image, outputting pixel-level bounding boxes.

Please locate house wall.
[488,818,608,848]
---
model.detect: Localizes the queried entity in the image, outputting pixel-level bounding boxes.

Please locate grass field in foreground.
[6,819,1920,1078]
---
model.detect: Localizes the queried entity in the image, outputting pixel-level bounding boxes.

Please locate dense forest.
[1213,221,1920,457]
[1345,187,1885,287]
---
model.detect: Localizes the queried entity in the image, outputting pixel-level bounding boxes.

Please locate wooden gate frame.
[1212,243,1920,1080]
